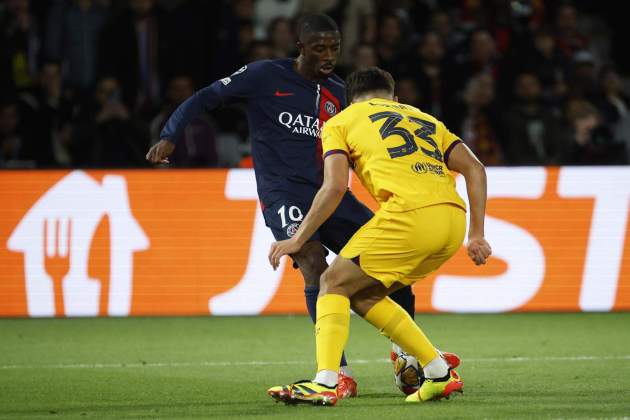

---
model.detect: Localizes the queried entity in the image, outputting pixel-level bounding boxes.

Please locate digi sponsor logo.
[278,112,321,137]
[324,101,337,116]
[7,171,149,317]
[412,162,445,176]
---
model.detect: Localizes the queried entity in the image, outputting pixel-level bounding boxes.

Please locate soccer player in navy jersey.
[146,13,453,398]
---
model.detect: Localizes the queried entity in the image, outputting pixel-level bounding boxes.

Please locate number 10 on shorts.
[277,205,304,228]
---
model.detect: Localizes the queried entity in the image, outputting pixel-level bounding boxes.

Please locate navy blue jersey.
[160,58,346,207]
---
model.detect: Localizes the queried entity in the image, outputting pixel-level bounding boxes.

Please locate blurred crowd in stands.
[1,0,629,169]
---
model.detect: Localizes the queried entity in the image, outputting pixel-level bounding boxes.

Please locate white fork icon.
[43,218,71,317]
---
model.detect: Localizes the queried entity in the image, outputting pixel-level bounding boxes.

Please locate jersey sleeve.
[440,121,463,165]
[160,61,267,144]
[321,120,350,161]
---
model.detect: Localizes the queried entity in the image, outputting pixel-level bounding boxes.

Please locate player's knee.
[319,265,351,297]
[319,269,332,295]
[293,244,327,287]
[293,245,326,273]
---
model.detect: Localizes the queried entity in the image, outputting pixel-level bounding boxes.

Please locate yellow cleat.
[267,380,338,406]
[405,369,463,403]
[267,384,292,404]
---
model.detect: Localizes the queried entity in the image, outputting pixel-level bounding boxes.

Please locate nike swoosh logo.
[275,90,295,97]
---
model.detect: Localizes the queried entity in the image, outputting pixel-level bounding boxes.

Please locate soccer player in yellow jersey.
[267,67,491,406]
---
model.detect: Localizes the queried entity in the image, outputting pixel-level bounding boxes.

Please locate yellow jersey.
[321,97,466,212]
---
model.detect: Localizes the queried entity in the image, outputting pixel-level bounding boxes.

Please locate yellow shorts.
[339,203,466,288]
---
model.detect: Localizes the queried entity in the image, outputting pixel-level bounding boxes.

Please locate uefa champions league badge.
[324,101,336,116]
[232,65,247,76]
[286,222,300,237]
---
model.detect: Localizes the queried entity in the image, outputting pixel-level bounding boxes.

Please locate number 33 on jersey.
[321,98,467,213]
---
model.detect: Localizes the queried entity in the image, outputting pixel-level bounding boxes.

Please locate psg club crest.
[324,101,336,116]
[286,222,300,237]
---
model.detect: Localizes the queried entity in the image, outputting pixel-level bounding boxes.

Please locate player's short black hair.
[345,67,395,102]
[296,13,339,41]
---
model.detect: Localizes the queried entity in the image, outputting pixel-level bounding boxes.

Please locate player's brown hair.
[345,67,395,102]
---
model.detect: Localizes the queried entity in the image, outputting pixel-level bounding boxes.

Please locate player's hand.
[146,139,175,164]
[268,239,302,271]
[467,236,492,266]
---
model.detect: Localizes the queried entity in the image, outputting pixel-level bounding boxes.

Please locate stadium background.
[1,0,629,317]
[1,2,629,419]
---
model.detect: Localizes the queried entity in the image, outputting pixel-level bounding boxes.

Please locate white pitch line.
[0,355,628,370]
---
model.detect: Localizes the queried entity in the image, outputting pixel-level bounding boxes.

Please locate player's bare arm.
[146,138,175,164]
[446,142,492,265]
[268,154,349,270]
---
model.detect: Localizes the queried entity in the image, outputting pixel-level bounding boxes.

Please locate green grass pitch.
[1,313,629,419]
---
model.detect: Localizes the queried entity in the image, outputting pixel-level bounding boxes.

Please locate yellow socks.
[315,294,350,372]
[364,297,438,366]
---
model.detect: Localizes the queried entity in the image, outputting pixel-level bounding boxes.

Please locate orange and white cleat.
[337,372,358,399]
[440,351,461,369]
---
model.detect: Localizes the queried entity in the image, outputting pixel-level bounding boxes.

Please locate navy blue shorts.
[262,190,374,254]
